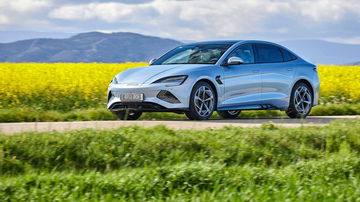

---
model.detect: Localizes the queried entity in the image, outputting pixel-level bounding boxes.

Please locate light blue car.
[108,40,319,120]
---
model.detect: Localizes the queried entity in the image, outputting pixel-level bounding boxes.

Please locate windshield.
[152,44,232,65]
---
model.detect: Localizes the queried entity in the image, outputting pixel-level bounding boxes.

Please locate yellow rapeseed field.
[317,65,360,103]
[0,63,146,110]
[0,63,359,110]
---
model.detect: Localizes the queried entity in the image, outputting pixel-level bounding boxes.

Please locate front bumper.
[107,82,192,112]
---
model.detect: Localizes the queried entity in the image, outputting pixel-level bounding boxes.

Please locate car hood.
[115,64,211,85]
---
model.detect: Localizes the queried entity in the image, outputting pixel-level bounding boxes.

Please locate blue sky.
[1,0,360,43]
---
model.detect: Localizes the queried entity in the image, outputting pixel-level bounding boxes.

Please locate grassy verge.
[0,119,360,200]
[1,157,359,201]
[1,103,359,122]
[2,119,360,173]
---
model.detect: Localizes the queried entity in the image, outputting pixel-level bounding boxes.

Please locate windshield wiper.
[162,63,188,65]
[160,62,215,65]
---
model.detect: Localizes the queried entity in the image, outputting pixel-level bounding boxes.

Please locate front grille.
[111,91,121,98]
[109,102,167,111]
[156,90,181,103]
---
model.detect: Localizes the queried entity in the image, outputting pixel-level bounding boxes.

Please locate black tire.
[217,110,241,119]
[286,82,313,119]
[113,110,142,120]
[185,82,216,120]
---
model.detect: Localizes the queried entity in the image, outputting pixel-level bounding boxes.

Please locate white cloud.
[1,0,360,42]
[0,0,51,12]
[49,2,156,22]
[297,0,345,22]
[0,0,52,26]
[325,36,360,45]
[0,15,9,24]
[46,0,360,40]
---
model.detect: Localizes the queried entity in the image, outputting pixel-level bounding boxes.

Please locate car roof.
[187,40,283,46]
[187,40,242,45]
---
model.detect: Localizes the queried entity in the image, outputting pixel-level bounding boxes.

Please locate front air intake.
[157,90,181,103]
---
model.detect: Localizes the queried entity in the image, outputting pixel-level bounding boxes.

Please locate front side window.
[255,44,283,63]
[226,44,254,64]
[152,44,232,65]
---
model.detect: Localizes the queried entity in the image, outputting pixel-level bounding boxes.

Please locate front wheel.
[217,110,241,119]
[112,110,142,120]
[185,82,216,120]
[286,82,313,118]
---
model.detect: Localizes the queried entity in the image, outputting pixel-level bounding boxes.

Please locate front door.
[220,44,262,107]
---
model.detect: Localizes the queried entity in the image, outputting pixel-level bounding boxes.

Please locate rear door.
[221,44,262,107]
[254,44,295,108]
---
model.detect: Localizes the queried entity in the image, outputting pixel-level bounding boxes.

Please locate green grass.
[2,157,360,201]
[1,103,359,122]
[1,119,360,200]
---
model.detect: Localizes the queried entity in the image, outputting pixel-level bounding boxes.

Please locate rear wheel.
[286,82,313,118]
[113,110,142,120]
[185,82,216,120]
[217,110,241,119]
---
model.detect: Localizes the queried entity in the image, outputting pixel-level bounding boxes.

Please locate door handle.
[252,70,259,73]
[287,68,293,71]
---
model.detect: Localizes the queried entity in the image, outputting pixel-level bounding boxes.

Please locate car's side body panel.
[220,64,262,107]
[257,61,296,109]
[291,62,320,106]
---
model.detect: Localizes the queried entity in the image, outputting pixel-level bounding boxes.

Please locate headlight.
[152,75,188,85]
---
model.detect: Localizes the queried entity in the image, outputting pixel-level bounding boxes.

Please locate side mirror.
[149,58,157,65]
[226,57,244,65]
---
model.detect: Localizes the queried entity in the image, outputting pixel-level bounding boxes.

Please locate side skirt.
[217,104,279,111]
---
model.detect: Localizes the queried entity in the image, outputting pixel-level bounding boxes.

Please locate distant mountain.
[0,31,74,43]
[279,40,360,65]
[1,32,359,64]
[346,61,360,65]
[0,32,182,63]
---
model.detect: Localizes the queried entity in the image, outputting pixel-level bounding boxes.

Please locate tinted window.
[290,52,297,60]
[255,44,283,63]
[227,44,254,64]
[280,48,297,62]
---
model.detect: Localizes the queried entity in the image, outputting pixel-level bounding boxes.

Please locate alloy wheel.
[294,86,312,115]
[194,86,215,117]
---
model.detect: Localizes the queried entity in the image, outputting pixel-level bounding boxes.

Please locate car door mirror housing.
[149,58,157,65]
[226,57,244,65]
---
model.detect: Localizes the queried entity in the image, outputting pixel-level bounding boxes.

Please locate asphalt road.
[0,116,358,135]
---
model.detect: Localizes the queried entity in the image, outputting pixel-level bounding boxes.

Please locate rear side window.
[254,44,283,63]
[280,48,297,62]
